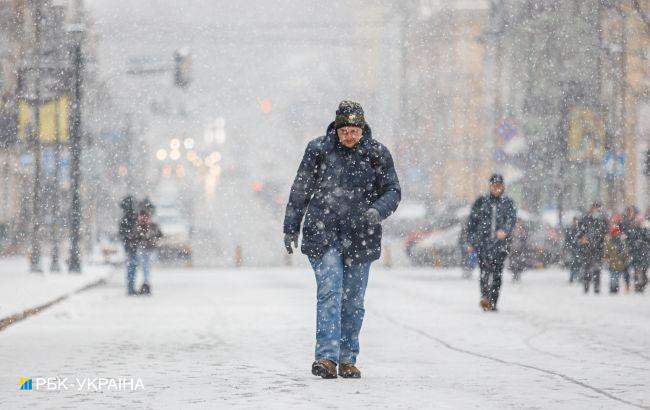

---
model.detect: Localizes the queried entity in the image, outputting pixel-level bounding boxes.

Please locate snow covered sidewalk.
[0,265,649,409]
[0,257,113,329]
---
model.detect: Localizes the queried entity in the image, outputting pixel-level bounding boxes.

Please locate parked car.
[406,204,563,269]
[526,221,563,268]
[407,223,463,267]
[155,206,192,263]
[405,203,468,267]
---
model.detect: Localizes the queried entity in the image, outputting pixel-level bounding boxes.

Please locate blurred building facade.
[0,0,106,256]
[394,0,649,218]
[0,0,21,249]
[397,0,493,206]
[486,0,650,216]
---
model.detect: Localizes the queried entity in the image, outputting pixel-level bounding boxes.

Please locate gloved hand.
[365,208,381,226]
[284,233,299,254]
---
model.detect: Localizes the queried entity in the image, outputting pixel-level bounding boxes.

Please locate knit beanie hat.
[489,174,504,185]
[335,100,365,130]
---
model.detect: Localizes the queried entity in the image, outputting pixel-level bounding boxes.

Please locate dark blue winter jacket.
[283,122,401,264]
[466,194,517,257]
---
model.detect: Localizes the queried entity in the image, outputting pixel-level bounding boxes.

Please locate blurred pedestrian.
[119,196,138,295]
[565,217,582,283]
[135,200,162,296]
[283,100,401,379]
[620,206,649,293]
[466,174,517,311]
[509,217,529,282]
[577,202,608,294]
[459,223,477,279]
[604,224,628,293]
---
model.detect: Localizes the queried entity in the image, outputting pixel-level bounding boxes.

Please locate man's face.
[337,126,363,148]
[489,182,505,197]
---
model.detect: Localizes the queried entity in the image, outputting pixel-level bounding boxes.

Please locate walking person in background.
[119,196,139,296]
[283,100,401,379]
[135,199,163,296]
[508,217,529,282]
[565,217,582,283]
[466,174,517,312]
[459,223,477,279]
[604,224,628,294]
[620,206,649,293]
[577,202,608,294]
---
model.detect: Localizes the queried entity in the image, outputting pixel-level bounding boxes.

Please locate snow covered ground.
[1,265,649,409]
[0,257,112,321]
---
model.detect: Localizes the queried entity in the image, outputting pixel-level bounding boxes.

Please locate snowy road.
[1,266,649,409]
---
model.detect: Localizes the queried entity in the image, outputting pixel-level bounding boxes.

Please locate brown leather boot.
[311,359,337,379]
[338,363,361,378]
[479,297,490,311]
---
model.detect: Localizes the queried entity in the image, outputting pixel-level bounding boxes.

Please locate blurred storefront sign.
[603,151,625,178]
[17,96,69,143]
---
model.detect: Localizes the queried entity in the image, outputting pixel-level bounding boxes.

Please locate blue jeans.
[138,248,151,284]
[126,250,137,293]
[308,244,371,365]
[610,269,624,293]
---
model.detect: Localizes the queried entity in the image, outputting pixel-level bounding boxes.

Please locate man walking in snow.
[620,205,649,293]
[577,202,608,294]
[466,174,517,311]
[119,196,139,296]
[283,100,401,379]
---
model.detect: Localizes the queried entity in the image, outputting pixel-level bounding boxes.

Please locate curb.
[0,275,110,332]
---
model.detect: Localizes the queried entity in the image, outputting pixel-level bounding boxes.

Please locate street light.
[67,23,85,273]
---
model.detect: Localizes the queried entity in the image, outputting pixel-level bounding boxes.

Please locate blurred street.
[1,266,649,409]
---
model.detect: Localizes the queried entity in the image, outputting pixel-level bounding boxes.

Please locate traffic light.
[173,48,191,89]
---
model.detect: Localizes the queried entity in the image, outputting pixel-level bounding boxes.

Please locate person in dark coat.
[283,100,401,379]
[119,195,138,295]
[466,174,517,311]
[134,201,162,296]
[565,217,582,283]
[459,223,477,279]
[620,206,649,293]
[604,224,628,293]
[508,217,529,282]
[576,202,609,294]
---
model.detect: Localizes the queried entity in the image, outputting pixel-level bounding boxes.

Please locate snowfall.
[1,257,649,410]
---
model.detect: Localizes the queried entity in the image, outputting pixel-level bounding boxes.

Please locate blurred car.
[155,206,192,263]
[405,203,468,267]
[406,224,463,267]
[526,220,563,268]
[405,203,564,269]
[383,201,428,238]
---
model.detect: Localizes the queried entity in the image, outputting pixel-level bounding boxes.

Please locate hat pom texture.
[335,100,365,130]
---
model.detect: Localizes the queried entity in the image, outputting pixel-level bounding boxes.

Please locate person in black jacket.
[577,202,609,294]
[134,201,163,296]
[119,195,138,295]
[466,174,517,311]
[620,206,649,293]
[565,217,582,283]
[283,100,401,379]
[508,217,529,282]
